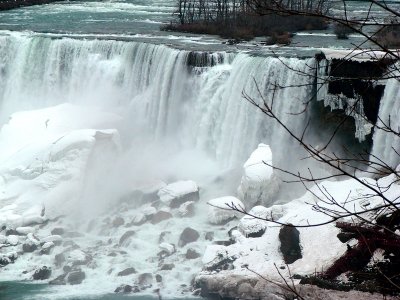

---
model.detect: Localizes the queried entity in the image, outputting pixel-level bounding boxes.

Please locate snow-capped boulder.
[42,235,62,244]
[238,205,287,237]
[66,249,91,266]
[32,266,52,280]
[237,144,279,207]
[16,226,35,235]
[207,196,245,225]
[178,201,195,217]
[159,243,175,256]
[141,206,157,218]
[6,235,19,246]
[158,180,199,208]
[40,241,55,255]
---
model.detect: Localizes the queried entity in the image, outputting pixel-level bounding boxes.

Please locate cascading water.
[0,31,314,170]
[0,31,320,297]
[370,65,400,169]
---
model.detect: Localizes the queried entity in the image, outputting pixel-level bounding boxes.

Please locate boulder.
[0,257,10,266]
[112,217,125,227]
[237,144,279,207]
[128,213,147,226]
[205,232,214,241]
[239,205,284,237]
[158,180,199,208]
[49,273,67,285]
[138,273,153,287]
[159,243,175,256]
[119,230,135,246]
[117,267,137,276]
[155,274,163,283]
[55,253,65,266]
[33,266,52,280]
[178,227,200,247]
[207,196,244,225]
[42,235,62,245]
[178,201,195,217]
[186,248,201,259]
[337,232,357,243]
[114,284,140,293]
[0,252,17,266]
[5,229,20,236]
[160,263,175,271]
[67,270,85,285]
[279,224,302,264]
[40,242,55,255]
[16,227,35,235]
[239,218,267,238]
[151,210,172,224]
[22,243,38,253]
[51,228,65,235]
[121,180,167,207]
[67,249,91,266]
[6,235,19,246]
[158,231,172,243]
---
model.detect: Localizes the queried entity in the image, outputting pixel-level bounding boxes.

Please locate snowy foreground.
[0,104,399,299]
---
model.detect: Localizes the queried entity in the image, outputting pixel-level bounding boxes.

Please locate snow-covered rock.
[178,201,195,217]
[158,180,199,208]
[237,144,279,207]
[6,235,19,246]
[207,196,244,225]
[159,242,175,256]
[42,235,62,243]
[16,226,35,235]
[238,205,286,237]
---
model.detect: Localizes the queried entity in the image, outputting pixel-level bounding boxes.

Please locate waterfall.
[0,31,315,169]
[370,66,400,169]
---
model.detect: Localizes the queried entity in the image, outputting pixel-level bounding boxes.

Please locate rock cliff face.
[316,56,393,143]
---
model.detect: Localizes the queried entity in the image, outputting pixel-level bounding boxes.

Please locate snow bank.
[207,196,245,225]
[238,144,279,207]
[199,173,400,290]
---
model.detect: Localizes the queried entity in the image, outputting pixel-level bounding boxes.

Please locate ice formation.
[316,59,373,142]
[237,144,279,207]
